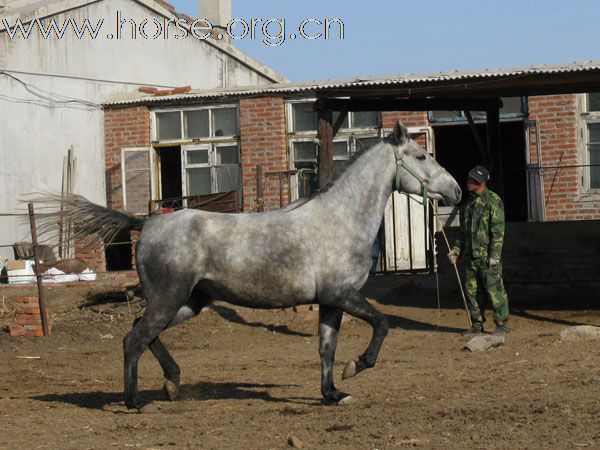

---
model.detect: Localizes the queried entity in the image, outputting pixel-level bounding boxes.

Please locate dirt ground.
[1,275,599,450]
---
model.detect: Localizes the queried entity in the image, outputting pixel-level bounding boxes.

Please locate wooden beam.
[464,111,491,168]
[486,107,504,199]
[313,97,503,112]
[317,109,334,188]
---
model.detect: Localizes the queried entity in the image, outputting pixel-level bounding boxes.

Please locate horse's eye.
[416,154,427,161]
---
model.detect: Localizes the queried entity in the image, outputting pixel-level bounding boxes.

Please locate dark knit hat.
[468,165,490,184]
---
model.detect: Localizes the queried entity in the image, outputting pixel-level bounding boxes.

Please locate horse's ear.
[391,121,410,145]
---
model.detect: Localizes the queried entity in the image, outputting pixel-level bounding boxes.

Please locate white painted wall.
[0,0,279,261]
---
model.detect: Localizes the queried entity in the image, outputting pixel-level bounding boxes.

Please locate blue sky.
[173,0,600,82]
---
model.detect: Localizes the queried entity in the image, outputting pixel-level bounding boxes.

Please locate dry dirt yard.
[1,276,599,449]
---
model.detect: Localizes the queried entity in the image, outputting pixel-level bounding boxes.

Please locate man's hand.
[488,257,500,268]
[447,251,458,265]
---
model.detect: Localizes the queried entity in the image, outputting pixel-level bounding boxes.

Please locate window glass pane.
[355,136,381,151]
[124,171,150,214]
[293,141,317,161]
[123,150,149,170]
[184,110,209,138]
[352,111,380,128]
[215,165,241,193]
[333,111,349,129]
[186,149,209,165]
[589,123,600,143]
[589,93,600,112]
[187,167,211,196]
[429,110,462,121]
[216,145,239,164]
[500,97,524,115]
[590,145,600,189]
[156,112,181,140]
[292,103,318,131]
[212,108,238,136]
[295,161,318,198]
[333,141,348,159]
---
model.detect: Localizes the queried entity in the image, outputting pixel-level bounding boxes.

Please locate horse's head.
[389,121,462,205]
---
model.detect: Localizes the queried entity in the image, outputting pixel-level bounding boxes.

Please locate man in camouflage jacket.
[448,165,510,336]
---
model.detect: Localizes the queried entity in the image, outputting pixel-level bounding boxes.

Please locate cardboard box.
[6,260,36,285]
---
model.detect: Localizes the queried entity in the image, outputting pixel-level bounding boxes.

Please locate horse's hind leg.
[323,288,389,381]
[318,305,352,405]
[123,285,200,410]
[146,291,211,401]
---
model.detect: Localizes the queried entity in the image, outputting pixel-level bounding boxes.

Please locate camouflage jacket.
[451,188,505,261]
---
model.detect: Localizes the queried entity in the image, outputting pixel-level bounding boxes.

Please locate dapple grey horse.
[38,121,461,410]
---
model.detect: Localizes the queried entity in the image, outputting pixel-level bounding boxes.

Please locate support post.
[486,106,504,199]
[27,202,50,337]
[317,109,334,188]
[256,164,264,212]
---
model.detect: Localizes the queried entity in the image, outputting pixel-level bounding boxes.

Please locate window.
[155,106,239,141]
[122,148,152,214]
[582,93,600,190]
[428,97,527,123]
[153,105,242,200]
[287,101,382,199]
[182,144,241,197]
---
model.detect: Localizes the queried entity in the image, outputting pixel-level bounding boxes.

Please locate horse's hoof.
[138,403,161,414]
[337,395,354,406]
[342,360,357,380]
[164,378,180,401]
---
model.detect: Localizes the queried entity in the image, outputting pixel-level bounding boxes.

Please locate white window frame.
[181,142,241,197]
[580,93,600,192]
[152,104,239,144]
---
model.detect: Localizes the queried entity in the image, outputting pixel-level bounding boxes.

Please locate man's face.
[467,177,484,192]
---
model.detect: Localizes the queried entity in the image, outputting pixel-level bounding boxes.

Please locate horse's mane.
[312,135,394,197]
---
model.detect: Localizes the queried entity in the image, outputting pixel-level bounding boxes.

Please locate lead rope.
[428,198,472,327]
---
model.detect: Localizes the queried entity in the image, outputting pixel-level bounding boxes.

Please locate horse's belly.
[199,277,315,309]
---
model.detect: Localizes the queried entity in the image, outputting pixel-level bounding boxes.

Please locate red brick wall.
[382,111,428,129]
[76,106,151,272]
[529,94,600,221]
[239,97,290,211]
[104,106,152,210]
[74,234,106,272]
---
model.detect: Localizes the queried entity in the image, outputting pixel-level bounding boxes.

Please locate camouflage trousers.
[464,257,509,327]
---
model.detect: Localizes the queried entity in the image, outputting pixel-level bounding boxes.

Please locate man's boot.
[461,324,482,337]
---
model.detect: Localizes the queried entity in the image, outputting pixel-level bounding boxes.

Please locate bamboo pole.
[28,202,50,337]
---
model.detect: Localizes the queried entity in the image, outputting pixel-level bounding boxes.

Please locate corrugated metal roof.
[104,60,600,107]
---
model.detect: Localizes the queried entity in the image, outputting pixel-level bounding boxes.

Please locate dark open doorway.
[105,229,133,271]
[157,146,182,200]
[433,121,528,221]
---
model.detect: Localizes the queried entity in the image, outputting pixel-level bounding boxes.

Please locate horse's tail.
[28,193,145,247]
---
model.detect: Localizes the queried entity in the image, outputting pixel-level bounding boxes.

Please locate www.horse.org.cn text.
[1,14,345,46]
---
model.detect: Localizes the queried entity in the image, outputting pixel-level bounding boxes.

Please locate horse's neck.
[313,143,396,242]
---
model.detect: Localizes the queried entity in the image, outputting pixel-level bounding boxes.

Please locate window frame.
[180,142,241,197]
[580,93,600,192]
[286,99,382,200]
[152,104,240,144]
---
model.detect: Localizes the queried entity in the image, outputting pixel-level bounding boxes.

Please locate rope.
[428,199,472,327]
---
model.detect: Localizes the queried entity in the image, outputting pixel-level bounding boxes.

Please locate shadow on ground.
[31,381,317,411]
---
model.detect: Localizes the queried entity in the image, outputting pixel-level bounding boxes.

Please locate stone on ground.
[559,325,600,342]
[463,335,505,352]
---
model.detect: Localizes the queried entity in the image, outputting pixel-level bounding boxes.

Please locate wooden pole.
[486,107,504,199]
[28,203,50,337]
[317,109,334,188]
[256,165,264,212]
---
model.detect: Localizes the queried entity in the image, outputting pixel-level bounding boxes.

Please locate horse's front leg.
[318,305,352,405]
[329,288,389,380]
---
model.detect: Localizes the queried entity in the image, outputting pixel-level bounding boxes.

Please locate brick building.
[95,61,600,272]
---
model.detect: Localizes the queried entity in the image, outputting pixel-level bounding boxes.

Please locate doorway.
[156,146,182,200]
[433,121,528,222]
